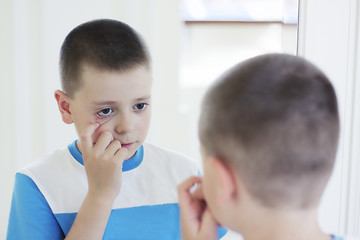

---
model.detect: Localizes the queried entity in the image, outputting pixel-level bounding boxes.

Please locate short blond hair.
[60,19,150,98]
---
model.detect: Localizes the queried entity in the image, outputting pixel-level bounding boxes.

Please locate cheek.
[137,112,151,133]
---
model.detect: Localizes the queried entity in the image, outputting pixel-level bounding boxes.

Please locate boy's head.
[55,19,152,159]
[198,54,339,226]
[59,19,150,98]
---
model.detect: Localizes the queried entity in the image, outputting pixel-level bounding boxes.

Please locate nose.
[115,112,135,135]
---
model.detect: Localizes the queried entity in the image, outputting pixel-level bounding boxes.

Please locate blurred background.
[1,0,359,239]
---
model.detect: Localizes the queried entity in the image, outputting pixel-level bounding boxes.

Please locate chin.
[125,145,140,160]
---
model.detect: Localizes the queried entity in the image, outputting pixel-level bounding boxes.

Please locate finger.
[192,184,205,200]
[178,176,202,206]
[93,131,114,153]
[178,177,201,204]
[178,176,202,195]
[104,140,122,157]
[113,147,128,164]
[79,123,100,153]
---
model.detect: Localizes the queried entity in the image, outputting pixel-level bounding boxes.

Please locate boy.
[7,19,207,239]
[178,54,359,240]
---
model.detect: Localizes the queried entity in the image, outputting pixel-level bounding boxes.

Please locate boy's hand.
[178,176,218,240]
[80,123,128,201]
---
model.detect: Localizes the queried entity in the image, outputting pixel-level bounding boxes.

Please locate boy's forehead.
[75,63,152,100]
[80,63,152,79]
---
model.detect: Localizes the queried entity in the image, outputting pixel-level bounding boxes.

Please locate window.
[179,0,299,87]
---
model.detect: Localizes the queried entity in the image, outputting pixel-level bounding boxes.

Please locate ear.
[54,90,73,124]
[209,157,238,205]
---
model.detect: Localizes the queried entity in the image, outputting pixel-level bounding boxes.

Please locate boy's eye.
[134,103,148,111]
[97,108,114,117]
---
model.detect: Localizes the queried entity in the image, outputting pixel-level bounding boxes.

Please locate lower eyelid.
[96,115,114,123]
[96,117,112,125]
[96,112,115,119]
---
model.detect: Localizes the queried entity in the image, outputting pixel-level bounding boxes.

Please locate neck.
[235,205,330,240]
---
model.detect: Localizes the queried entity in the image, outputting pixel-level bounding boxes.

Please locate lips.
[121,142,134,148]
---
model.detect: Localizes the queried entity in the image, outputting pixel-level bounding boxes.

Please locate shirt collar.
[67,140,144,172]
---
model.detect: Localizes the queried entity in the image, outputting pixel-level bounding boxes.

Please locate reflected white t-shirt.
[7,141,227,239]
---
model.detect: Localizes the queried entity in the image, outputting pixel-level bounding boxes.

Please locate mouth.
[121,142,134,148]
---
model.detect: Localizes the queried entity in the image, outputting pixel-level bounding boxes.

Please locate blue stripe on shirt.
[67,140,144,172]
[55,204,227,239]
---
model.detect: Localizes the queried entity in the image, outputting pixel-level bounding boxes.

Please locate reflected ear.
[209,157,237,205]
[54,90,73,124]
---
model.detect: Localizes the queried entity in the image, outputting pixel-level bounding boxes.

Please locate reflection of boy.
[7,19,204,239]
[179,54,359,240]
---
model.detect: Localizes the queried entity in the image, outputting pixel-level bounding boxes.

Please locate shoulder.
[343,236,360,240]
[15,146,87,214]
[143,142,198,165]
[332,235,360,240]
[143,142,194,160]
[18,147,77,179]
[15,146,73,198]
[8,171,65,239]
[142,142,200,175]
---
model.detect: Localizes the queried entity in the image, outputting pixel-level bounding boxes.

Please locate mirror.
[0,1,299,239]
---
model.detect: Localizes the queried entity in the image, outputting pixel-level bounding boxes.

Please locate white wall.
[0,0,16,238]
[298,0,360,236]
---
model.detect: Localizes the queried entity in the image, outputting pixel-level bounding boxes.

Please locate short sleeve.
[7,173,64,240]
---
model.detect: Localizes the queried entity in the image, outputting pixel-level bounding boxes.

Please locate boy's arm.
[65,123,128,240]
[178,176,219,240]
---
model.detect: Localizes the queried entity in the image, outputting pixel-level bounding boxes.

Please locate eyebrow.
[91,101,117,106]
[91,96,151,106]
[135,96,151,101]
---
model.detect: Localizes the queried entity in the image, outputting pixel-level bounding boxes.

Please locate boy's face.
[67,64,152,160]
